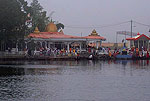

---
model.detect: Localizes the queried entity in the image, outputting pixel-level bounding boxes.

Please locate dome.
[45,22,58,32]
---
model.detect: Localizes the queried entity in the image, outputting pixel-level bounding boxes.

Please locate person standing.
[146,51,149,58]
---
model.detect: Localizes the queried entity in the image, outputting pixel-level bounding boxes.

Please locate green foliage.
[29,0,65,32]
[0,0,64,51]
[56,23,64,31]
[0,0,29,42]
[29,0,49,32]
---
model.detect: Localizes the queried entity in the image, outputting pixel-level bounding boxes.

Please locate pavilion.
[27,21,106,54]
[126,32,150,50]
[83,29,106,49]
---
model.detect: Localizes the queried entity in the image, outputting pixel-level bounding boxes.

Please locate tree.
[0,0,30,50]
[0,0,64,51]
[29,0,65,32]
[29,0,49,32]
[56,23,64,31]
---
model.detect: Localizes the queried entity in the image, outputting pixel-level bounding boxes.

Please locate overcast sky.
[27,0,150,42]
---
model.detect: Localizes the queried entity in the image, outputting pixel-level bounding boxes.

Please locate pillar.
[143,40,144,48]
[33,41,37,56]
[100,41,102,47]
[45,41,47,49]
[48,42,51,48]
[148,40,149,51]
[133,40,135,47]
[16,42,18,52]
[138,40,139,49]
[96,41,98,49]
[79,42,82,52]
[40,41,42,48]
[34,41,37,51]
[25,41,27,49]
[130,41,132,48]
[47,41,49,48]
[67,42,70,53]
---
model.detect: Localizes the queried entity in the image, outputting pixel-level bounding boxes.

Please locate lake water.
[0,60,150,101]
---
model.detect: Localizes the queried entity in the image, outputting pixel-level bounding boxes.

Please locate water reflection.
[0,60,150,101]
[110,60,150,68]
[0,67,25,76]
[0,60,150,77]
[0,67,62,76]
[132,60,149,67]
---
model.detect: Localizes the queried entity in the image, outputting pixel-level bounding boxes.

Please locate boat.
[115,54,132,59]
[115,48,132,59]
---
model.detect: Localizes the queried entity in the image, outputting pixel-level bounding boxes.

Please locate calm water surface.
[0,60,150,101]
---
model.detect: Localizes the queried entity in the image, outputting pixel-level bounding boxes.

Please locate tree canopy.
[29,0,64,32]
[0,0,29,42]
[29,0,49,32]
[0,0,64,51]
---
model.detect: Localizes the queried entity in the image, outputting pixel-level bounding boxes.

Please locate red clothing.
[146,51,149,58]
[88,48,91,53]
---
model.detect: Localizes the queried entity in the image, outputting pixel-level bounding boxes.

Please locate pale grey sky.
[27,0,150,42]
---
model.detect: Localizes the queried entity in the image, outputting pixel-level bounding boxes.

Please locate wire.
[64,21,130,29]
[133,21,150,27]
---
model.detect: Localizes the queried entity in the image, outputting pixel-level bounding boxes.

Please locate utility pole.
[131,20,133,47]
[116,33,118,43]
[131,20,133,38]
[81,32,82,37]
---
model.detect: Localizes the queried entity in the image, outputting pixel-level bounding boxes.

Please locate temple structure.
[27,21,106,54]
[126,32,150,50]
[83,29,106,49]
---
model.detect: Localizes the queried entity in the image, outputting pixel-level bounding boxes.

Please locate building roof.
[28,22,81,39]
[126,34,150,40]
[28,32,81,39]
[28,24,106,41]
[84,35,106,40]
[83,29,106,41]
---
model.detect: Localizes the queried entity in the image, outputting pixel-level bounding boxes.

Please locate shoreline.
[0,54,150,61]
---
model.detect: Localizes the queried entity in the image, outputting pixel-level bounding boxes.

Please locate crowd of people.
[27,47,80,57]
[25,46,150,59]
[111,47,150,58]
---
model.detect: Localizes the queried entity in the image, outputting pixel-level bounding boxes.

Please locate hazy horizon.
[27,0,150,43]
